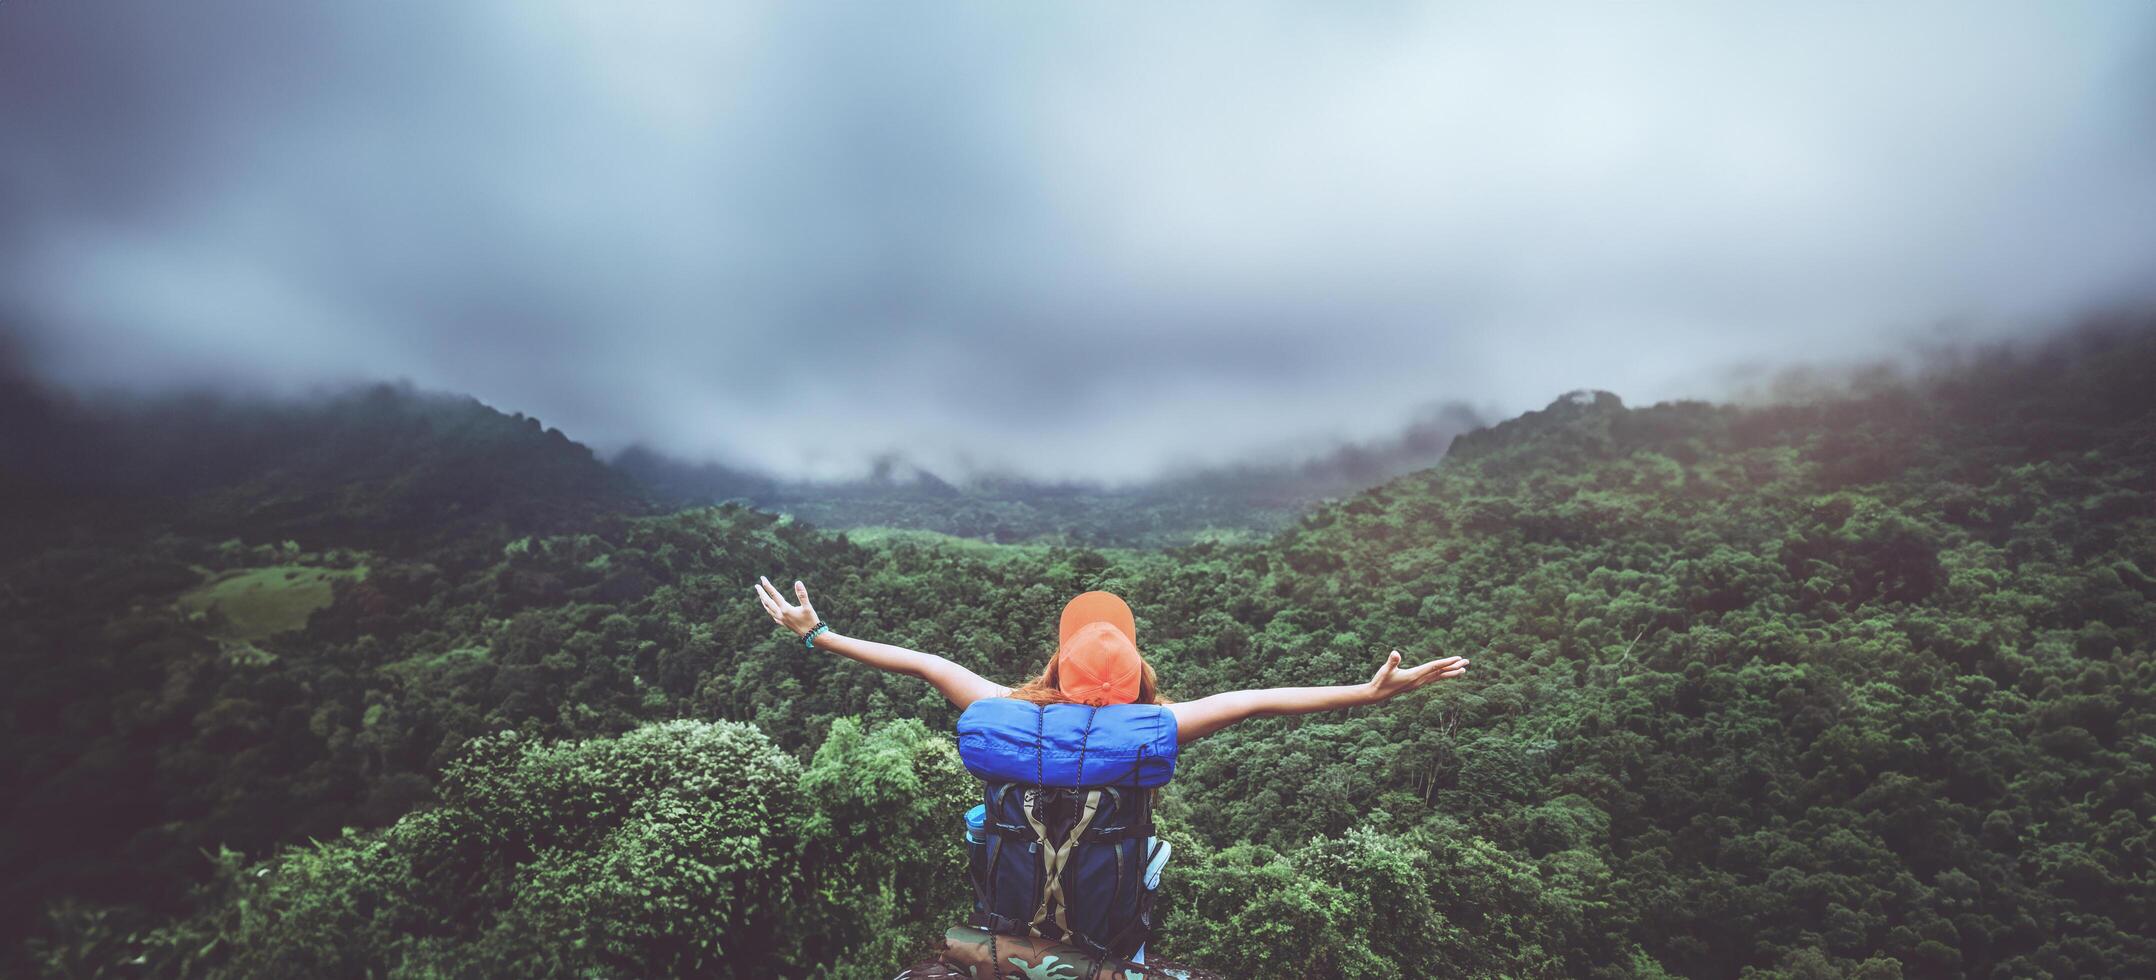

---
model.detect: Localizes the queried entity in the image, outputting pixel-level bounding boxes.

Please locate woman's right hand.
[752,575,822,638]
[1365,649,1469,703]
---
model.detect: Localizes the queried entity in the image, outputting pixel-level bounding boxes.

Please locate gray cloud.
[3,1,2153,486]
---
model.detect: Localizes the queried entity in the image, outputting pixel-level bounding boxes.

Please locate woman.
[751,575,1468,970]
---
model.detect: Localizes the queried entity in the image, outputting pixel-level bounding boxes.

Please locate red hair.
[1007,649,1170,706]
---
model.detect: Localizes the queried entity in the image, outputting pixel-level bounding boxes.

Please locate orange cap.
[1056,591,1141,706]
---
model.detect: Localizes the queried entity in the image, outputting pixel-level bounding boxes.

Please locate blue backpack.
[955,697,1179,961]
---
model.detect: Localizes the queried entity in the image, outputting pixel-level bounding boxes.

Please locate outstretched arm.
[752,575,1009,710]
[1168,650,1469,744]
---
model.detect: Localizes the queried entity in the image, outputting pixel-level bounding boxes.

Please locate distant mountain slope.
[0,374,653,554]
[610,401,1485,547]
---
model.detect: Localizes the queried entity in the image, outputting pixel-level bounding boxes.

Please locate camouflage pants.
[924,925,1175,980]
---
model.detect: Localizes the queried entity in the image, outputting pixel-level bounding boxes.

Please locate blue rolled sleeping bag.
[956,697,1178,788]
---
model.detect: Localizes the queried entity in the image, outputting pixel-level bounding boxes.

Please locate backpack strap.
[1025,786,1104,938]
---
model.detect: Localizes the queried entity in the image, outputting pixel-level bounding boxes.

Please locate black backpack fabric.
[967,780,1161,959]
[954,698,1178,962]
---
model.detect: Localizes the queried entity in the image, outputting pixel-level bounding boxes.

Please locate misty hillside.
[609,401,1485,548]
[0,374,655,556]
[1,345,1478,557]
[4,324,2153,978]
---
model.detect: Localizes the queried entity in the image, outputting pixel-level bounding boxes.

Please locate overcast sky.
[3,2,2153,485]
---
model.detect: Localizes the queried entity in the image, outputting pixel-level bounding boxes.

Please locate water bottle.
[964,803,987,844]
[1133,836,1171,965]
[1143,835,1171,891]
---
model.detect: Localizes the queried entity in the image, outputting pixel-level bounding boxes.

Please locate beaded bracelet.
[801,622,831,649]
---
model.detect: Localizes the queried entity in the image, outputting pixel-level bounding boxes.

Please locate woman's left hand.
[1365,649,1469,703]
[752,575,822,638]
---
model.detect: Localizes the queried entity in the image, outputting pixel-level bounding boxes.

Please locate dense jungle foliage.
[5,325,2152,978]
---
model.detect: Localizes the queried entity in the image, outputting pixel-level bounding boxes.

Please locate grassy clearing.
[177,564,367,642]
[834,524,1169,564]
[836,524,1031,554]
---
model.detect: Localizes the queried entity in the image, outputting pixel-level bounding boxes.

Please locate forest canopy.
[5,324,2152,978]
